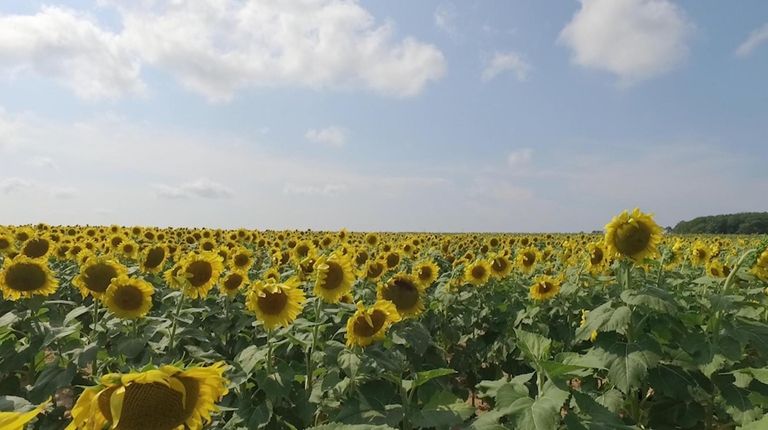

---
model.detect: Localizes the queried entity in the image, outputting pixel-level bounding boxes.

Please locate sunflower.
[412,260,440,288]
[345,300,401,348]
[262,267,281,282]
[378,273,425,318]
[313,253,355,303]
[230,247,254,271]
[0,232,15,254]
[0,256,58,300]
[73,256,128,298]
[219,270,248,297]
[384,251,401,270]
[752,250,768,281]
[0,399,49,430]
[604,208,662,261]
[516,247,540,274]
[292,240,316,262]
[118,240,140,260]
[364,233,379,247]
[67,362,228,430]
[529,275,561,301]
[20,236,52,259]
[178,252,224,299]
[103,275,154,319]
[488,253,513,279]
[464,260,491,286]
[690,240,711,266]
[364,259,386,280]
[246,278,306,330]
[140,245,168,274]
[586,242,607,274]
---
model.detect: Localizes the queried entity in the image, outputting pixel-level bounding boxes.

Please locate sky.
[0,0,766,232]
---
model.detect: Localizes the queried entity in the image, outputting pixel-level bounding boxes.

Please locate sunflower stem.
[168,292,186,357]
[306,298,322,393]
[710,249,757,338]
[266,329,274,376]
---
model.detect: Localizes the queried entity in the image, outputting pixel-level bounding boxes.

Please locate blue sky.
[0,0,766,232]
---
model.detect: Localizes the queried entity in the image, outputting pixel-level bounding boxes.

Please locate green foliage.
[673,212,768,234]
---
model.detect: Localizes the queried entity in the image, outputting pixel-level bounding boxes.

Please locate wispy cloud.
[305,126,349,148]
[155,178,234,199]
[736,23,768,57]
[0,177,32,194]
[482,52,531,82]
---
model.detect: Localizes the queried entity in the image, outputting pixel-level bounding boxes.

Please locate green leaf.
[620,287,677,314]
[308,424,397,430]
[117,338,146,359]
[595,336,660,394]
[63,305,90,326]
[338,349,361,380]
[575,303,631,341]
[236,345,267,375]
[411,390,474,428]
[412,368,456,390]
[738,414,768,430]
[515,329,551,363]
[515,382,570,430]
[570,390,636,429]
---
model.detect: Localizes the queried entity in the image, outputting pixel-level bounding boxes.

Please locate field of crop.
[2,209,768,430]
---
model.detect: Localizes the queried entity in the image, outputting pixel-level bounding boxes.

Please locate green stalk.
[710,249,757,337]
[306,299,322,392]
[266,329,274,376]
[168,292,186,355]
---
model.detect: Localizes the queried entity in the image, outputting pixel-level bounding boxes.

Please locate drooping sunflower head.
[20,236,52,259]
[345,300,401,348]
[140,245,168,274]
[178,252,225,299]
[73,256,128,298]
[529,274,562,302]
[413,260,440,288]
[219,270,248,297]
[103,275,154,320]
[464,259,491,286]
[246,278,306,330]
[0,255,58,300]
[604,208,662,261]
[68,362,229,430]
[377,273,425,318]
[488,254,513,279]
[516,247,540,274]
[313,253,355,303]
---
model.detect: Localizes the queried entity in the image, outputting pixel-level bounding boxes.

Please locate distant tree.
[673,212,768,234]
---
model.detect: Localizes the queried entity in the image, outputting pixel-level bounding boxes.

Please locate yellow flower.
[752,250,768,281]
[463,259,491,286]
[690,240,711,266]
[488,253,513,279]
[529,275,561,301]
[378,273,425,318]
[0,399,49,430]
[20,236,53,259]
[517,247,540,274]
[178,252,225,299]
[313,253,355,303]
[0,255,58,300]
[219,270,248,297]
[604,208,662,261]
[140,245,168,274]
[412,260,440,288]
[103,275,154,320]
[73,255,128,298]
[706,259,728,278]
[345,301,401,348]
[247,278,306,330]
[586,242,607,274]
[230,247,254,271]
[364,259,386,280]
[67,362,229,430]
[292,240,317,262]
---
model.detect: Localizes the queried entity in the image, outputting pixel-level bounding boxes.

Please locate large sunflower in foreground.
[67,362,228,430]
[313,253,355,303]
[73,256,128,299]
[0,399,49,430]
[103,275,154,319]
[529,274,562,302]
[345,300,401,348]
[178,252,225,299]
[604,208,662,261]
[0,255,58,300]
[378,273,425,318]
[246,278,306,330]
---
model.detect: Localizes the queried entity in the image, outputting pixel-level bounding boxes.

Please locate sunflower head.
[489,254,513,279]
[377,273,425,318]
[178,252,225,299]
[516,247,540,274]
[604,208,662,261]
[140,245,168,274]
[413,260,439,288]
[219,270,248,297]
[313,253,355,303]
[345,300,401,348]
[21,236,52,259]
[691,240,711,266]
[464,260,491,286]
[103,275,154,320]
[230,247,254,271]
[73,256,128,298]
[246,278,306,330]
[68,362,228,430]
[364,259,386,280]
[529,274,562,302]
[0,255,58,300]
[752,250,768,282]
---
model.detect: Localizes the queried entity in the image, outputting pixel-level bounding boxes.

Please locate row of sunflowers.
[1,209,768,429]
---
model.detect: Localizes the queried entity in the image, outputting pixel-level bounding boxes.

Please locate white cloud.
[155,178,234,199]
[305,126,349,148]
[482,52,531,82]
[0,177,32,194]
[27,156,58,170]
[50,186,78,199]
[736,23,768,57]
[0,2,444,101]
[558,0,692,84]
[0,7,144,100]
[507,148,533,168]
[434,3,458,38]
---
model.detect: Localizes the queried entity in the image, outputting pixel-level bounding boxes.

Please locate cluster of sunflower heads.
[67,362,228,430]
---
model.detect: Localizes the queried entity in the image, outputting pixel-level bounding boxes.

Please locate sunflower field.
[2,209,768,430]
